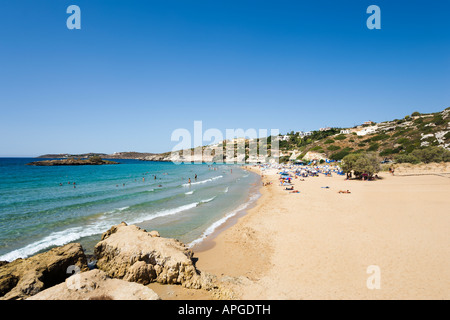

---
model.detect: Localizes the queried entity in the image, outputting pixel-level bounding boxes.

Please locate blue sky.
[0,0,449,156]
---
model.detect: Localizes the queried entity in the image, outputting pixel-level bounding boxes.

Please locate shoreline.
[191,168,262,253]
[156,162,450,300]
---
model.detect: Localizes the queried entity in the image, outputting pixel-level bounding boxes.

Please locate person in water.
[188,178,191,184]
[194,174,197,181]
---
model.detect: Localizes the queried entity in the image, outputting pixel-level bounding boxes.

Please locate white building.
[297,131,312,138]
[340,129,351,134]
[356,126,378,136]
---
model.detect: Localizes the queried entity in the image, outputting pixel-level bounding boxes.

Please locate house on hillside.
[297,131,312,138]
[356,126,378,136]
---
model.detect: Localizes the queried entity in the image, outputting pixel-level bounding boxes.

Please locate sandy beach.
[150,163,450,300]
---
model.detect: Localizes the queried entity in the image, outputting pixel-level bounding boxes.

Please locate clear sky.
[0,0,449,156]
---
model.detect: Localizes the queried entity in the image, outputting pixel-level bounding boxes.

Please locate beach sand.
[149,164,450,300]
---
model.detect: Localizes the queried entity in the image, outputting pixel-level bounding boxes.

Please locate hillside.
[35,107,450,165]
[278,107,450,163]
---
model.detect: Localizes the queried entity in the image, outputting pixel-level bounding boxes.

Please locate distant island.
[37,152,157,160]
[27,156,119,166]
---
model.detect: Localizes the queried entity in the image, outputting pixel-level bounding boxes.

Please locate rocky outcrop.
[26,158,118,166]
[94,223,215,290]
[0,243,88,300]
[27,269,160,300]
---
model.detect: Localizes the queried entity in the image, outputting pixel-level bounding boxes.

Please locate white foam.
[182,175,223,187]
[199,196,216,204]
[128,202,199,225]
[224,187,229,193]
[185,191,194,195]
[0,201,201,262]
[188,193,260,248]
[0,223,110,262]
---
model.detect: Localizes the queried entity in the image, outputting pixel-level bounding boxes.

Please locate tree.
[341,152,380,179]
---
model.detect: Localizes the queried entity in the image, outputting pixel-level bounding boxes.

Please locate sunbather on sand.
[338,190,351,194]
[290,190,300,193]
[285,186,294,190]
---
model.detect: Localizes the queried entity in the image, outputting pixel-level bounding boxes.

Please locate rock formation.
[94,222,215,290]
[27,269,160,300]
[26,157,118,166]
[0,243,88,300]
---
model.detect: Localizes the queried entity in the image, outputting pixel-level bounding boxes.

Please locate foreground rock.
[94,223,215,290]
[27,269,160,300]
[0,243,88,300]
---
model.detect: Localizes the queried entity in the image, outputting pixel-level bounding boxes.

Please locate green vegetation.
[327,145,341,151]
[272,107,449,165]
[330,147,353,161]
[341,152,380,179]
[334,134,347,141]
[367,143,380,152]
[395,146,450,164]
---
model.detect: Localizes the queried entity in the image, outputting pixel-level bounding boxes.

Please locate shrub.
[411,111,421,117]
[414,118,424,124]
[395,147,450,163]
[379,149,395,157]
[411,147,450,163]
[395,153,420,164]
[324,139,334,144]
[370,134,389,142]
[311,146,324,151]
[327,145,341,151]
[433,114,445,126]
[396,137,410,145]
[334,134,347,141]
[330,148,353,161]
[367,143,380,151]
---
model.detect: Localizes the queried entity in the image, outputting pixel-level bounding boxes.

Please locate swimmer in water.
[188,178,191,184]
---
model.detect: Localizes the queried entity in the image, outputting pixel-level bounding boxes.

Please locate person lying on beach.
[290,190,300,193]
[285,186,294,190]
[338,190,351,194]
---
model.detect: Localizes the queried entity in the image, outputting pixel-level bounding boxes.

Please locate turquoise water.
[0,158,260,261]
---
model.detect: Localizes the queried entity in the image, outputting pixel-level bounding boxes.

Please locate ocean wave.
[185,191,194,195]
[128,202,199,225]
[0,223,109,262]
[182,175,223,187]
[0,201,201,262]
[188,193,260,248]
[198,196,216,205]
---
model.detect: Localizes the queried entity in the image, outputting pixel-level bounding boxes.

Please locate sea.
[0,158,260,262]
